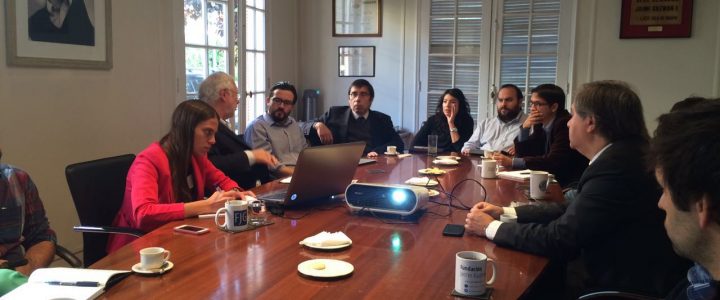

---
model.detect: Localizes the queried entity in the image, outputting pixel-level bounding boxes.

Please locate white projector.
[345,183,429,216]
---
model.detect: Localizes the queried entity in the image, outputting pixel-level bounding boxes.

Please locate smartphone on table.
[173,224,209,235]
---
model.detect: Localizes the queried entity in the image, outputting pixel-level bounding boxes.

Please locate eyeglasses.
[271,97,294,106]
[529,101,549,107]
[349,92,370,98]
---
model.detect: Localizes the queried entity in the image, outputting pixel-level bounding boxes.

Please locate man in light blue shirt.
[245,82,307,177]
[461,84,526,155]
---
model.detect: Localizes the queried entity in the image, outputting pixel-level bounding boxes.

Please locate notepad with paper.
[1,267,130,300]
[497,169,532,182]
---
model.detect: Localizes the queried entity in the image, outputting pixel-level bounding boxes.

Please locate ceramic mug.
[140,247,171,270]
[387,145,397,155]
[481,159,498,179]
[530,171,551,199]
[215,200,248,231]
[455,251,496,296]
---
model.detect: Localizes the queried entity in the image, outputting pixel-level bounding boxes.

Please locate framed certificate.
[620,0,693,38]
[333,0,382,37]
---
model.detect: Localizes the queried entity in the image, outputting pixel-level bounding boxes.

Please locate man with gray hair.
[199,72,279,189]
[465,80,688,298]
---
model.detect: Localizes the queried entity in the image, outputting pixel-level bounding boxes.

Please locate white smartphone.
[173,224,209,235]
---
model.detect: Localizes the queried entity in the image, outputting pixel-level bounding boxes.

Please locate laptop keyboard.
[258,190,287,203]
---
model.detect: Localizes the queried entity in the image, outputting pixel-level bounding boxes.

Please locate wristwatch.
[449,127,458,133]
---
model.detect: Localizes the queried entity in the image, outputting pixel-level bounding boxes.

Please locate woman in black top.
[412,88,474,152]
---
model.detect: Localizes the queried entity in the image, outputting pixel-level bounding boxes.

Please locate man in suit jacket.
[493,84,588,188]
[466,81,689,298]
[199,72,278,189]
[652,99,720,300]
[305,79,404,157]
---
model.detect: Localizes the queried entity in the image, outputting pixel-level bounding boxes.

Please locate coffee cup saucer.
[384,152,398,156]
[132,261,174,275]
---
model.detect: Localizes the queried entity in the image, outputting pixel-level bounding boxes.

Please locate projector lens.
[391,190,407,205]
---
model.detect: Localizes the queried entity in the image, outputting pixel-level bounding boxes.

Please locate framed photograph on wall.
[338,46,375,77]
[5,0,112,69]
[620,0,693,38]
[333,0,382,37]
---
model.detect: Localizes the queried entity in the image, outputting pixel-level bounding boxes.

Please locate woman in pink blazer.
[108,101,253,252]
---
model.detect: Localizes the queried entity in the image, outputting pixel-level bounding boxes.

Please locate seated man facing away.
[461,84,526,155]
[493,84,587,188]
[304,79,404,157]
[245,81,307,177]
[0,148,56,292]
[465,81,689,298]
[651,98,720,300]
[199,72,279,189]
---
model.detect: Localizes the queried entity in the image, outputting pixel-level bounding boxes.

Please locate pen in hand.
[45,281,101,287]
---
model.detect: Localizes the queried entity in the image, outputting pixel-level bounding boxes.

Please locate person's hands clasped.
[470,202,503,219]
[461,148,471,156]
[252,149,279,168]
[522,111,544,129]
[465,202,502,237]
[314,123,334,145]
[367,151,378,158]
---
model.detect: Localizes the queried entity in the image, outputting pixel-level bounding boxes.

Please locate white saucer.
[427,189,440,197]
[433,159,459,166]
[418,168,446,175]
[302,241,352,250]
[436,155,461,160]
[384,152,399,156]
[405,177,439,186]
[132,261,174,275]
[298,259,354,278]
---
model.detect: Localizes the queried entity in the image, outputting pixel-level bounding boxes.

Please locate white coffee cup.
[483,150,494,159]
[530,171,551,199]
[140,247,171,270]
[455,251,496,296]
[215,200,248,231]
[500,213,517,223]
[481,159,498,179]
[387,145,397,154]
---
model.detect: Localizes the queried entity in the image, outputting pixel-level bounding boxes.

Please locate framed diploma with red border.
[620,0,693,38]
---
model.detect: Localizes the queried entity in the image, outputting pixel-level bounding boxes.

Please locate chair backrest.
[65,154,135,267]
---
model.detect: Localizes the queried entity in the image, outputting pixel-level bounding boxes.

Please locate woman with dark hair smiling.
[108,100,253,252]
[412,88,475,152]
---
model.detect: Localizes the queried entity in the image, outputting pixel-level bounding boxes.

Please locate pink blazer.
[107,142,239,253]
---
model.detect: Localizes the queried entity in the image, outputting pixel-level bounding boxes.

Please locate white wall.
[573,0,720,129]
[298,0,419,129]
[268,0,299,86]
[0,1,181,253]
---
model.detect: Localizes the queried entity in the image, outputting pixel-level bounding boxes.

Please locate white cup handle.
[486,258,496,285]
[163,250,171,262]
[215,208,227,227]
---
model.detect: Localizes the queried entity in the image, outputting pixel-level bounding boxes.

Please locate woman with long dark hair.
[412,88,475,152]
[108,100,252,252]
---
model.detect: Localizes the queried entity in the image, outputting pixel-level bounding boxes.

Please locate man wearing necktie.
[305,79,404,157]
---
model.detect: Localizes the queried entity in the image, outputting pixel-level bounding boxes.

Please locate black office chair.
[65,154,144,267]
[55,244,82,268]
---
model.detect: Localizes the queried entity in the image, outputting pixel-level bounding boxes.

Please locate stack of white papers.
[299,231,352,247]
[497,169,532,182]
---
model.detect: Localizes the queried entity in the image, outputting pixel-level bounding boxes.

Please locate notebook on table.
[258,142,365,207]
[1,267,130,300]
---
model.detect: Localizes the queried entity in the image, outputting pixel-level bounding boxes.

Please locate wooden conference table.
[92,153,561,299]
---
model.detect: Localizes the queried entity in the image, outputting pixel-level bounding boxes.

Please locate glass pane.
[246,52,256,90]
[504,0,529,14]
[246,0,254,7]
[430,17,454,54]
[185,47,207,94]
[499,56,527,91]
[457,16,482,55]
[207,1,228,47]
[528,56,557,88]
[428,56,453,93]
[533,0,560,14]
[255,10,266,51]
[246,8,256,50]
[248,0,264,10]
[531,15,559,53]
[208,49,228,74]
[184,0,205,45]
[255,52,265,92]
[454,56,480,92]
[502,16,529,54]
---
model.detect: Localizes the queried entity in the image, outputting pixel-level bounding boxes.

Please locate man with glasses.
[245,82,307,177]
[493,84,587,187]
[199,72,279,189]
[461,84,527,155]
[305,79,404,157]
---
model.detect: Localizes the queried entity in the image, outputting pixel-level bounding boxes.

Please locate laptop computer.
[257,142,365,207]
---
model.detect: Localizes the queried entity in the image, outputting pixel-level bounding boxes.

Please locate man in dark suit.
[466,81,689,298]
[652,99,720,300]
[493,84,587,188]
[305,79,404,157]
[28,0,95,46]
[199,72,279,189]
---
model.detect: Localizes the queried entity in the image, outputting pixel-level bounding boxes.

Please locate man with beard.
[199,72,279,189]
[245,82,307,176]
[493,84,588,188]
[461,84,527,155]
